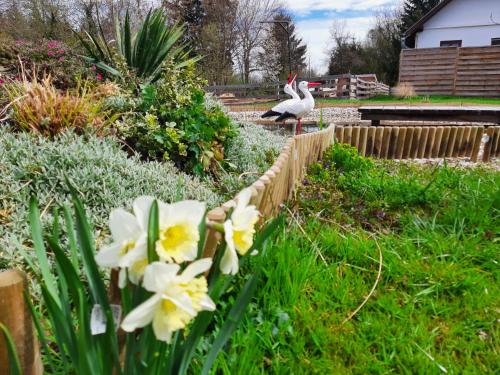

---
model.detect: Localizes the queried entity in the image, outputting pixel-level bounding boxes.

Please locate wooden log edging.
[0,270,43,375]
[203,125,336,258]
[333,125,498,162]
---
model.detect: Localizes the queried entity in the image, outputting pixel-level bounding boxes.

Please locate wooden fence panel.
[417,127,429,158]
[387,127,399,159]
[399,46,500,97]
[367,128,376,156]
[439,127,451,158]
[374,127,384,157]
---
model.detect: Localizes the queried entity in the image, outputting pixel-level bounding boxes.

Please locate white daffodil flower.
[95,196,154,287]
[220,189,260,275]
[156,200,206,264]
[121,258,215,342]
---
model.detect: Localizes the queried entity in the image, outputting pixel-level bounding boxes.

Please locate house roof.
[404,0,454,39]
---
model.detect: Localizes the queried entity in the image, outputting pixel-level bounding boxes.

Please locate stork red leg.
[297,118,302,135]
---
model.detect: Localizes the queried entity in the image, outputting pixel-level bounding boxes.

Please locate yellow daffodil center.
[156,222,199,263]
[120,240,136,256]
[180,277,208,311]
[233,228,254,255]
[155,278,208,334]
[130,258,148,275]
[161,299,177,313]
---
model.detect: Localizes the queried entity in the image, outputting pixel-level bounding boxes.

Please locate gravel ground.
[229,107,361,123]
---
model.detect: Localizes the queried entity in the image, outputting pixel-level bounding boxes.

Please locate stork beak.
[287,72,293,84]
[307,82,321,87]
[291,74,297,85]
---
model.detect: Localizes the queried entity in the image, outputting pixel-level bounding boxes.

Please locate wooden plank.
[439,127,451,158]
[395,127,407,159]
[344,127,353,145]
[445,127,458,157]
[336,126,344,143]
[458,126,472,157]
[453,127,466,157]
[352,127,360,149]
[381,127,392,158]
[425,127,437,158]
[359,127,368,156]
[373,127,384,157]
[470,127,484,162]
[482,127,495,162]
[402,127,414,159]
[432,127,444,158]
[464,127,478,157]
[407,127,420,159]
[366,127,376,156]
[490,127,500,158]
[387,127,399,159]
[417,127,430,158]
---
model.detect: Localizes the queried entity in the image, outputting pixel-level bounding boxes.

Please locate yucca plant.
[79,8,199,83]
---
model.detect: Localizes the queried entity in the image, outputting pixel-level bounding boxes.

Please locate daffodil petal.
[109,209,140,242]
[224,220,235,251]
[143,262,180,292]
[180,258,213,281]
[118,241,147,268]
[220,245,239,275]
[121,294,161,332]
[236,188,252,210]
[118,268,127,288]
[163,293,196,316]
[166,200,206,224]
[200,295,216,311]
[95,242,122,267]
[133,196,155,232]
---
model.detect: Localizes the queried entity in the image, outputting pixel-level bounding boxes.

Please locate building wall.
[415,0,500,48]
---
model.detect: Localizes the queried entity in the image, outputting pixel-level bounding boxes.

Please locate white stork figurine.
[274,80,321,134]
[261,73,299,119]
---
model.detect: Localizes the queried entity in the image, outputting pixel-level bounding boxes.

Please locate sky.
[287,0,400,74]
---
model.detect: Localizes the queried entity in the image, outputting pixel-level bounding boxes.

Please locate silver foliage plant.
[0,128,220,269]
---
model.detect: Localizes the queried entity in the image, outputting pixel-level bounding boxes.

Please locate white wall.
[415,0,500,48]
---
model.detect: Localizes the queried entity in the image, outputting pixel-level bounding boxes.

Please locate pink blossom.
[47,40,60,49]
[47,50,56,57]
[91,65,97,72]
[58,49,65,55]
[96,73,103,81]
[58,56,65,62]
[0,79,4,85]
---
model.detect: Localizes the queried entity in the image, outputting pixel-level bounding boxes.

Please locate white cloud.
[296,16,374,74]
[286,0,396,15]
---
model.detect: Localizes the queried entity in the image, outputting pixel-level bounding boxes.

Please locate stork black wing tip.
[275,112,297,122]
[261,110,281,118]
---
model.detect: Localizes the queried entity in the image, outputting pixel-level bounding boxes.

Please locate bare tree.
[234,0,279,83]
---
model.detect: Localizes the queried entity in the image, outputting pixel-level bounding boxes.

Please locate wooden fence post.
[0,270,43,375]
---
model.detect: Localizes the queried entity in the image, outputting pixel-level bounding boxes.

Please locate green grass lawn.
[229,95,500,112]
[211,145,499,374]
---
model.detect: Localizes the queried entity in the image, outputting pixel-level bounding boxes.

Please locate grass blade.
[28,196,59,306]
[147,200,159,263]
[200,275,260,375]
[0,323,22,375]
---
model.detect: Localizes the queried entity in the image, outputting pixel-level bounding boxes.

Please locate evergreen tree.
[401,0,441,33]
[163,0,205,54]
[258,10,307,81]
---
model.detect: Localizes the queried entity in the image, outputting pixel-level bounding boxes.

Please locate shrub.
[0,36,87,90]
[0,128,220,269]
[2,74,112,137]
[117,85,236,176]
